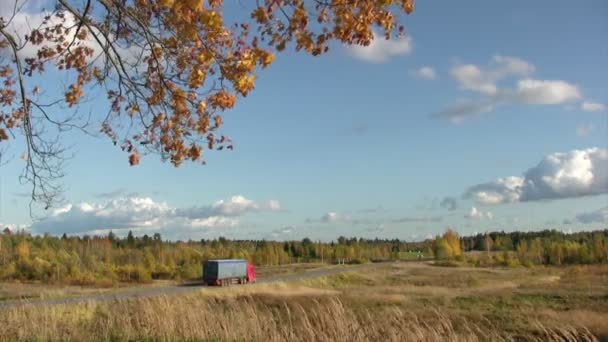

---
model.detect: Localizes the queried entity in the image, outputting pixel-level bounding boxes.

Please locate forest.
[0,227,607,285]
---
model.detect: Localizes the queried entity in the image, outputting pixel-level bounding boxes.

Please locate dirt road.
[0,261,398,309]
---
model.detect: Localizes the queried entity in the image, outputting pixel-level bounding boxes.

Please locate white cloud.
[321,212,342,223]
[491,55,536,77]
[450,55,535,96]
[464,148,608,204]
[451,64,498,95]
[576,124,593,137]
[268,200,281,211]
[581,101,606,112]
[465,207,493,220]
[575,207,608,224]
[31,195,281,236]
[0,3,142,66]
[348,31,413,63]
[435,55,584,122]
[413,66,437,80]
[515,79,581,105]
[190,216,239,228]
[176,195,281,218]
[210,195,258,216]
[465,176,525,205]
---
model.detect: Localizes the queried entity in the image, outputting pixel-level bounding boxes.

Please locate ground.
[0,261,607,341]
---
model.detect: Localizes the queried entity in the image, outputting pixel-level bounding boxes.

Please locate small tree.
[433,237,453,260]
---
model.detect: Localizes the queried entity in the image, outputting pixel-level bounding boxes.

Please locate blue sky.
[0,0,607,240]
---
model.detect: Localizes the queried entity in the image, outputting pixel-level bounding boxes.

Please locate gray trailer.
[202,259,256,286]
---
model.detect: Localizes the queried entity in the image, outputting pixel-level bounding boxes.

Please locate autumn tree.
[0,0,416,209]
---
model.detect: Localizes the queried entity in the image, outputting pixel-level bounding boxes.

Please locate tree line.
[0,227,606,285]
[433,229,608,267]
[0,228,428,285]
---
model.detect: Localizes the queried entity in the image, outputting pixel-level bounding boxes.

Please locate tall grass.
[0,291,598,341]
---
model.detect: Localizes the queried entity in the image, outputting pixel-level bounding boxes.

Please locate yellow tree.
[0,0,416,208]
[443,229,461,258]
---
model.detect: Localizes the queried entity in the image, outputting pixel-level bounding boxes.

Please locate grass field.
[0,261,606,341]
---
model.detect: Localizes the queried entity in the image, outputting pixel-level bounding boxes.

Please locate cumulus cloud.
[451,64,498,95]
[348,31,412,63]
[440,197,458,211]
[464,207,493,220]
[175,195,280,218]
[412,66,437,80]
[515,79,581,105]
[575,207,607,224]
[435,55,585,122]
[581,101,606,112]
[465,176,525,205]
[464,148,608,205]
[31,195,281,236]
[451,55,535,95]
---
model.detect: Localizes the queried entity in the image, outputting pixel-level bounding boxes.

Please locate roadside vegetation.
[0,228,606,287]
[433,229,608,267]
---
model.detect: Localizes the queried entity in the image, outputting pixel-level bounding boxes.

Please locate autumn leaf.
[129,153,140,166]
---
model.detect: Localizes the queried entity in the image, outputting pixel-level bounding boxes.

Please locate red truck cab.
[247,262,256,283]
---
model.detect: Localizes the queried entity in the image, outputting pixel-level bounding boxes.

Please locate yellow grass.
[0,262,606,341]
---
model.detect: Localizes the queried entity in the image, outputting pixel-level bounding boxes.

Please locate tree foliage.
[1,228,607,284]
[0,0,416,208]
[0,230,427,284]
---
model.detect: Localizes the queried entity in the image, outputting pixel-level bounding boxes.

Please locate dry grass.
[301,262,608,339]
[0,280,177,302]
[0,291,596,341]
[0,262,606,341]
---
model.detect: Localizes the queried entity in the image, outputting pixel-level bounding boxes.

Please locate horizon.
[2,225,607,244]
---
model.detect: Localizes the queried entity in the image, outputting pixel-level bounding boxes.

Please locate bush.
[152,264,173,280]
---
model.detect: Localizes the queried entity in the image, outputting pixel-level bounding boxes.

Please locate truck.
[202,259,256,286]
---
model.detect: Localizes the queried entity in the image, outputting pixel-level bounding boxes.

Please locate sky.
[0,0,607,241]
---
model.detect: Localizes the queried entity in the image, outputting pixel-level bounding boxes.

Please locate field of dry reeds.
[0,262,606,341]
